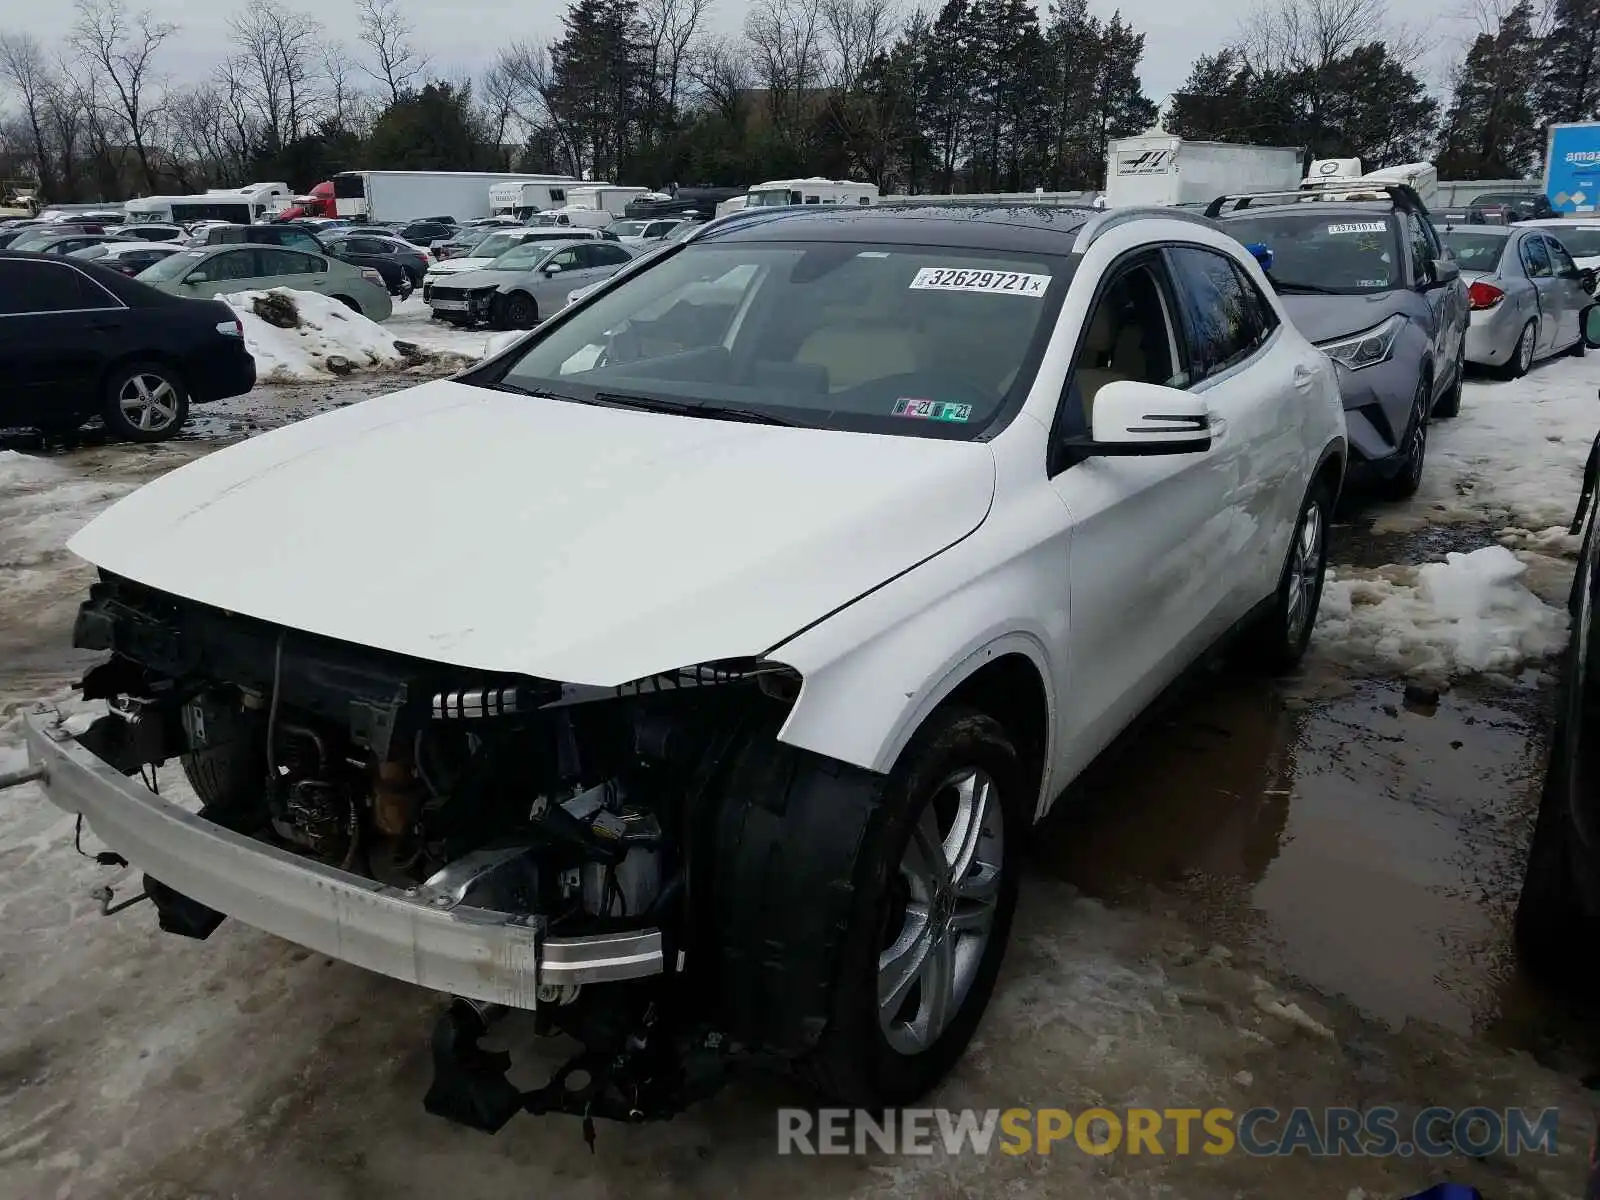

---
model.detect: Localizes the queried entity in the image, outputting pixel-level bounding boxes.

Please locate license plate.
[432,299,467,312]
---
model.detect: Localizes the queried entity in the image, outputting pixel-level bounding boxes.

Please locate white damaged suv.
[20,204,1346,1132]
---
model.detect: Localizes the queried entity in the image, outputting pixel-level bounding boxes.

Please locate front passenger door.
[1049,252,1230,776]
[1521,234,1560,355]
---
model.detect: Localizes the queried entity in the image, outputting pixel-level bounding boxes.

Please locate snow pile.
[221,289,473,384]
[1315,545,1568,682]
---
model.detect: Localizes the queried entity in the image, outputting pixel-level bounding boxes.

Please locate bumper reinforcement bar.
[16,709,664,1008]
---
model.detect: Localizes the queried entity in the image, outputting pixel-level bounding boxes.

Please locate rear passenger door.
[1164,244,1302,624]
[0,258,122,422]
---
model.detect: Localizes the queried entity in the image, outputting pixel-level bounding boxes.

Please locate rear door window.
[259,248,323,276]
[1547,237,1580,278]
[1166,246,1266,378]
[0,260,111,314]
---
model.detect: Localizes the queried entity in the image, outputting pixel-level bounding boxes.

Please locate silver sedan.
[1440,225,1595,379]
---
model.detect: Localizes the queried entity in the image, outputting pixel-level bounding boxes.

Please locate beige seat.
[1075,304,1148,423]
[795,323,924,391]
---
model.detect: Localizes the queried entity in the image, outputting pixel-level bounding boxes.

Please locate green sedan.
[135,244,394,322]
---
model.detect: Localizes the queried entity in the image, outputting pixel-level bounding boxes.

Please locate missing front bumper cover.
[20,709,665,1007]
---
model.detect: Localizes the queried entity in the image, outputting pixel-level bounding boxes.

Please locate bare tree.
[354,0,428,106]
[820,0,898,91]
[638,0,714,135]
[229,2,326,149]
[495,40,582,174]
[71,0,174,192]
[687,35,752,126]
[745,0,826,149]
[0,33,57,196]
[44,64,88,198]
[322,43,369,130]
[479,56,527,168]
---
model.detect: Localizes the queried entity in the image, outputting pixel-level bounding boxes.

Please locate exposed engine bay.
[66,570,805,1136]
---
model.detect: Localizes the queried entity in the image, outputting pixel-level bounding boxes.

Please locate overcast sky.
[6,0,1474,110]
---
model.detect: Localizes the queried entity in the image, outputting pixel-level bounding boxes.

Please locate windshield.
[1551,227,1600,257]
[490,242,562,269]
[136,250,205,282]
[492,241,1067,439]
[473,233,524,258]
[1225,212,1400,293]
[1439,230,1508,271]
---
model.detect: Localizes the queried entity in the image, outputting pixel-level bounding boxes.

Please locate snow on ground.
[1413,357,1600,531]
[221,289,481,384]
[1316,545,1569,684]
[384,295,529,362]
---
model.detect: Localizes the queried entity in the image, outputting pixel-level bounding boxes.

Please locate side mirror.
[1427,258,1459,288]
[1584,304,1600,348]
[544,262,563,274]
[1060,380,1212,457]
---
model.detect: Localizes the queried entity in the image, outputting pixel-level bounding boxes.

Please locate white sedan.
[20,203,1347,1128]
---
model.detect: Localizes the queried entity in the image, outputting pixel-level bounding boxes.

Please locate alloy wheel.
[1519,325,1536,374]
[118,373,181,432]
[1284,501,1323,645]
[879,767,1005,1056]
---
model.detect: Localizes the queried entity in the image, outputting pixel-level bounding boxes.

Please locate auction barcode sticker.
[1327,222,1388,235]
[909,267,1050,297]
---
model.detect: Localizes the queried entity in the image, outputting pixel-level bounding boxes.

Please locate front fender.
[765,429,1065,814]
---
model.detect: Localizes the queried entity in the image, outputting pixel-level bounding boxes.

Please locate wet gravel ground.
[1,364,1598,1198]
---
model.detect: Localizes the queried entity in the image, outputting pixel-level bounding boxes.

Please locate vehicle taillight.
[361,268,384,286]
[1468,281,1504,310]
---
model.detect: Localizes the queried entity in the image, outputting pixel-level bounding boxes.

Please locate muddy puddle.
[1029,662,1576,1054]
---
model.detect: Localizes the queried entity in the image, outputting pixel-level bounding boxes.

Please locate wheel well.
[332,294,360,312]
[940,653,1048,800]
[1313,448,1344,503]
[100,354,184,399]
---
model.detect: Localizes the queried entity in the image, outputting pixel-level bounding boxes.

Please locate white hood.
[428,257,496,276]
[69,380,996,686]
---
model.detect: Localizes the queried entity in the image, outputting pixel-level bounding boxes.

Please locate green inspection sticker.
[892,398,973,422]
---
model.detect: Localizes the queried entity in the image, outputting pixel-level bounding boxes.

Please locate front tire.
[1384,377,1430,500]
[711,706,1024,1106]
[503,291,538,330]
[102,361,189,442]
[1515,724,1600,988]
[1245,480,1331,672]
[1433,338,1465,418]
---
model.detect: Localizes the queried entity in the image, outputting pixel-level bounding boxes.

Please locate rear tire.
[102,361,189,442]
[1498,320,1537,380]
[1568,333,1586,358]
[1244,480,1331,672]
[711,706,1024,1106]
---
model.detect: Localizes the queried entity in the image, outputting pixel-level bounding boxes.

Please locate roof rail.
[1072,205,1220,252]
[1205,183,1427,219]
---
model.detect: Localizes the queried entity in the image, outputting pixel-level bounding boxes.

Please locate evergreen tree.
[548,0,650,180]
[367,82,491,170]
[1540,0,1600,125]
[1437,1,1542,179]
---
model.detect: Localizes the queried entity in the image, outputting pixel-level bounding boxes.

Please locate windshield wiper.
[592,392,801,427]
[491,381,591,404]
[1267,277,1346,295]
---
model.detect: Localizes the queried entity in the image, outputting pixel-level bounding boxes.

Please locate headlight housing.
[1318,315,1404,371]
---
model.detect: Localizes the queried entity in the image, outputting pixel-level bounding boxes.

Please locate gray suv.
[1214,189,1469,498]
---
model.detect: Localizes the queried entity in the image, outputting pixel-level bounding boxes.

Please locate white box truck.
[1104,134,1303,208]
[488,179,583,220]
[566,185,649,216]
[332,171,580,222]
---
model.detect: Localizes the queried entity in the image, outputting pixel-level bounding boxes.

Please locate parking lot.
[1,348,1597,1195]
